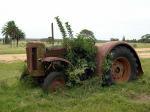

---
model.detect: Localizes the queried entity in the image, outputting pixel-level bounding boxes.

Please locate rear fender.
[96,41,143,78]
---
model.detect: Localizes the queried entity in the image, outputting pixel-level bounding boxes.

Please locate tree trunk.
[10,38,12,48]
[4,35,10,44]
[3,38,4,44]
[17,37,19,47]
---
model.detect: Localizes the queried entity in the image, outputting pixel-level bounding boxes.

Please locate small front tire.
[42,72,65,92]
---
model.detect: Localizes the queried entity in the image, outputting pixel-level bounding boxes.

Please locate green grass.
[0,41,60,54]
[0,46,25,54]
[0,41,26,54]
[0,59,150,112]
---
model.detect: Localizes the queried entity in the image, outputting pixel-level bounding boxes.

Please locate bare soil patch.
[138,53,150,58]
[129,93,150,103]
[135,48,150,52]
[0,54,26,62]
[135,48,150,58]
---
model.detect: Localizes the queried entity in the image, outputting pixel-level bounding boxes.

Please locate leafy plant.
[102,54,113,86]
[55,16,67,39]
[65,22,74,38]
[55,17,96,84]
[55,16,72,48]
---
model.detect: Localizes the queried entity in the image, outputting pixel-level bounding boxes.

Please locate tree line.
[111,34,150,43]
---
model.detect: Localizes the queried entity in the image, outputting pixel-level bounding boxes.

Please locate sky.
[0,0,150,40]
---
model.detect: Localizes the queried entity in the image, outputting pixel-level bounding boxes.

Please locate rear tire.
[110,46,138,83]
[42,72,65,92]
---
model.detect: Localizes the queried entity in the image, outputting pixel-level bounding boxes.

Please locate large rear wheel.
[110,46,138,83]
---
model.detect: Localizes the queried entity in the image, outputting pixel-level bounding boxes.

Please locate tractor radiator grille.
[32,48,37,70]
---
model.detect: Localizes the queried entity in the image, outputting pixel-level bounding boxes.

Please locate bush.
[102,54,113,86]
[64,36,96,82]
[55,16,96,83]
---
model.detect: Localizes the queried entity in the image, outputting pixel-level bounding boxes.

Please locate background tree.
[78,29,96,43]
[15,29,25,47]
[110,38,119,41]
[1,21,17,44]
[3,35,10,44]
[138,34,150,43]
[1,20,25,46]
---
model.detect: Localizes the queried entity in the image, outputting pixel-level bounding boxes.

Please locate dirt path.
[138,53,150,59]
[0,48,149,62]
[0,54,26,62]
[135,48,150,52]
[135,48,150,58]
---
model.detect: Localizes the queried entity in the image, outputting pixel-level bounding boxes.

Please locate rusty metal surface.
[45,47,66,58]
[26,42,45,77]
[96,41,143,78]
[111,57,131,82]
[50,77,65,92]
[26,41,71,77]
[42,57,72,65]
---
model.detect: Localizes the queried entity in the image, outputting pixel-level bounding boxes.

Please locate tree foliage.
[1,21,17,44]
[15,29,25,47]
[1,21,25,46]
[139,34,150,43]
[78,29,96,43]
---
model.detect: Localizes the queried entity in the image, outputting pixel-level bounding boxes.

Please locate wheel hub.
[111,57,131,82]
[50,79,65,92]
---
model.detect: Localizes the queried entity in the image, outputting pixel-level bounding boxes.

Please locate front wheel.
[42,72,65,92]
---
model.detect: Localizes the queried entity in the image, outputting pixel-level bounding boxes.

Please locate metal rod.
[51,23,54,40]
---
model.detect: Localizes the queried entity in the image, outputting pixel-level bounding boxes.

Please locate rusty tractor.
[24,41,143,92]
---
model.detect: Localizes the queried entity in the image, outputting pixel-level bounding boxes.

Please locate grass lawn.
[0,41,26,54]
[0,59,150,112]
[0,41,59,54]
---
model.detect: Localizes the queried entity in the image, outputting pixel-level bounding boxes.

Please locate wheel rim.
[111,57,131,83]
[50,78,65,92]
